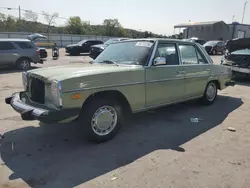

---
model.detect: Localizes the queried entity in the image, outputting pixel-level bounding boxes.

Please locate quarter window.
[179,44,207,64]
[154,43,179,66]
[0,42,16,50]
[15,42,34,49]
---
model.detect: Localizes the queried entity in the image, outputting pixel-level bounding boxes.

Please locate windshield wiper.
[100,60,119,66]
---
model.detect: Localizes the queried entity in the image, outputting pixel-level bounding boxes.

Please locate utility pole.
[242,1,247,24]
[18,6,21,20]
[232,15,235,22]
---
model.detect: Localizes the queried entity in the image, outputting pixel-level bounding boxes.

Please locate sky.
[1,0,250,35]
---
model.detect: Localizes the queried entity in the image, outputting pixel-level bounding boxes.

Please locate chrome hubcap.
[91,106,117,136]
[206,83,216,101]
[21,60,30,70]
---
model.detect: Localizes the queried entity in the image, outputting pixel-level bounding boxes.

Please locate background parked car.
[65,40,103,55]
[203,40,225,55]
[0,38,42,70]
[27,33,48,59]
[221,38,250,77]
[90,38,129,59]
[182,37,206,45]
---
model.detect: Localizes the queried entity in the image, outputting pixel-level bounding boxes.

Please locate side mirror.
[153,57,166,66]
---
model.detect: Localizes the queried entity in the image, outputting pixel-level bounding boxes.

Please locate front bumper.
[5,92,80,124]
[231,66,250,74]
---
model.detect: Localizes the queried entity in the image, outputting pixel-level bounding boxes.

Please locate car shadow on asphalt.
[0,66,39,75]
[0,95,243,188]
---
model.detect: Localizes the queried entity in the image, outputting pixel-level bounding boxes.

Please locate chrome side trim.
[133,95,203,113]
[63,81,145,93]
[147,77,184,83]
[147,40,159,67]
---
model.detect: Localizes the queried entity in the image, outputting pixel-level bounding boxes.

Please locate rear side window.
[0,42,16,50]
[15,42,34,49]
[179,44,208,64]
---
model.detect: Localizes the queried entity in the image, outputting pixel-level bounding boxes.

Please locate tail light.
[36,50,40,55]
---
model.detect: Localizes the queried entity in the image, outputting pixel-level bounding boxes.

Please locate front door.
[145,42,186,107]
[178,44,211,98]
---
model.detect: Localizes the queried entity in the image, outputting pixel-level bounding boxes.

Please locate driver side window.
[153,43,179,66]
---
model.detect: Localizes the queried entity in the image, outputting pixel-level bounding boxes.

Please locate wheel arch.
[82,90,132,114]
[207,79,221,90]
[16,56,32,64]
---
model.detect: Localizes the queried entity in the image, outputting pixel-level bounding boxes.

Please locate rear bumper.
[5,92,80,124]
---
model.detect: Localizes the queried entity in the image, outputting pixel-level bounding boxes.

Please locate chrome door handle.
[177,70,185,74]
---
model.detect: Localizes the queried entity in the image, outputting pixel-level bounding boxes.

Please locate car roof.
[0,38,31,42]
[123,38,196,44]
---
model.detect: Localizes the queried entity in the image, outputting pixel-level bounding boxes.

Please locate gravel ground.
[0,51,250,188]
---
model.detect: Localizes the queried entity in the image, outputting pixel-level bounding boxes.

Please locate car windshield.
[204,41,218,46]
[77,40,87,45]
[104,39,120,45]
[94,40,154,65]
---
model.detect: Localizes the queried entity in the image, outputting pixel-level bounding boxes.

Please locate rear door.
[0,42,19,66]
[81,41,92,52]
[15,41,37,59]
[178,43,211,98]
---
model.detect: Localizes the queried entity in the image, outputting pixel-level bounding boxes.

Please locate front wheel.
[79,98,123,142]
[201,82,218,105]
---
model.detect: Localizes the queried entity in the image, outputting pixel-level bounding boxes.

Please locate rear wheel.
[201,82,218,105]
[16,58,31,70]
[79,98,123,142]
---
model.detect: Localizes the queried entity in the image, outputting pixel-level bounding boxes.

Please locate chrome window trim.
[147,40,159,67]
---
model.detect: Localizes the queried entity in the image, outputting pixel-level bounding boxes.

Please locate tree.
[66,16,84,34]
[24,10,38,22]
[103,19,123,36]
[42,11,59,40]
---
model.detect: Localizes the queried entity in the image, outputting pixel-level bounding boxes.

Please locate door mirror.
[153,57,166,66]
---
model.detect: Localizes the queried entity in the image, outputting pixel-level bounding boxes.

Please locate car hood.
[91,44,108,49]
[27,33,46,42]
[226,38,250,53]
[28,64,142,81]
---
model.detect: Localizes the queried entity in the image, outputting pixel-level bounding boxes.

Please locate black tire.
[16,58,31,70]
[201,82,218,105]
[79,97,123,143]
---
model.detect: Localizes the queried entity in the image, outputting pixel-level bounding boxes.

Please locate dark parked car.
[65,40,103,55]
[90,38,129,59]
[221,38,250,77]
[27,33,48,59]
[203,41,225,55]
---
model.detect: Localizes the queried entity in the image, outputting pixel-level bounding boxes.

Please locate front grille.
[30,77,45,104]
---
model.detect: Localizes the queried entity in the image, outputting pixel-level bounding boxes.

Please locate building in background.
[174,21,250,41]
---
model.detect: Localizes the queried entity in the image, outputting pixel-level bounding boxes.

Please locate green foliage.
[0,13,166,38]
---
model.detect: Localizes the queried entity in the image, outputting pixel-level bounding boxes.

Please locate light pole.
[242,1,248,24]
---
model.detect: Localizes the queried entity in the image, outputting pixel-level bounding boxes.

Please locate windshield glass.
[104,39,120,45]
[204,41,218,46]
[94,41,154,65]
[77,40,87,45]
